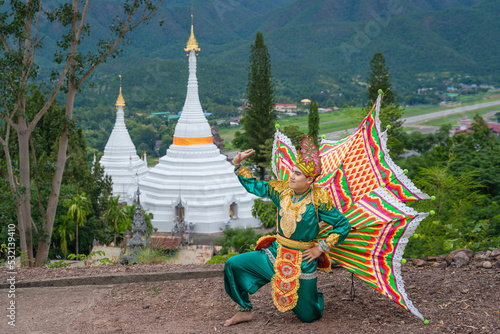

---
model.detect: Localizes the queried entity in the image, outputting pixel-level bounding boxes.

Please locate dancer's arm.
[233,149,287,206]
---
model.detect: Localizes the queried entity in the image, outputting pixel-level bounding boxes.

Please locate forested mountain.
[26,0,499,111]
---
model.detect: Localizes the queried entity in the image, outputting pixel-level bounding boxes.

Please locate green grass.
[218,109,358,141]
[147,157,160,167]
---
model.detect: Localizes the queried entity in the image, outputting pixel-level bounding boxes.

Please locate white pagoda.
[100,83,149,203]
[139,19,258,233]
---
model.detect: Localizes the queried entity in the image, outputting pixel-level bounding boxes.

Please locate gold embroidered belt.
[272,235,317,312]
[276,234,316,250]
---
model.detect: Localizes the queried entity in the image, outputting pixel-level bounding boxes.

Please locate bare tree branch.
[0,111,17,129]
[21,0,34,85]
[33,0,43,49]
[25,0,45,77]
[0,33,11,53]
[30,135,46,226]
[77,0,167,86]
[0,133,7,148]
[127,0,167,32]
[76,0,91,40]
[0,123,18,197]
[28,62,70,133]
[30,217,39,234]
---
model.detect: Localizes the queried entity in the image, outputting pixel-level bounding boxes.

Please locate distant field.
[218,109,356,141]
[218,98,500,143]
[147,157,160,167]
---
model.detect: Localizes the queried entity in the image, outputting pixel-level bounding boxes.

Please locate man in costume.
[224,136,351,326]
[224,95,431,326]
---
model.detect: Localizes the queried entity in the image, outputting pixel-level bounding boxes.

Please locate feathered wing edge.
[271,128,298,179]
[372,187,428,321]
[372,95,430,200]
[321,94,430,200]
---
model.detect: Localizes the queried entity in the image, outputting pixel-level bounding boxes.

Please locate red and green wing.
[318,95,429,213]
[271,129,298,181]
[317,187,427,320]
[316,95,429,321]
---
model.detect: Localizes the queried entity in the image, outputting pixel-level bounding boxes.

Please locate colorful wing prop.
[317,188,427,320]
[272,94,429,321]
[272,129,298,181]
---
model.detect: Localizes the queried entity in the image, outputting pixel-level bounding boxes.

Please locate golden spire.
[116,75,126,107]
[184,14,200,53]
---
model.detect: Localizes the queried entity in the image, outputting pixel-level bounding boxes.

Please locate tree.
[65,193,90,255]
[54,214,75,259]
[406,165,490,256]
[366,52,404,155]
[104,196,130,246]
[367,53,395,106]
[236,31,276,179]
[0,0,166,266]
[398,117,500,256]
[307,101,319,145]
[283,125,304,149]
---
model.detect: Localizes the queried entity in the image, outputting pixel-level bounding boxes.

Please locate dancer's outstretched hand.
[233,149,255,165]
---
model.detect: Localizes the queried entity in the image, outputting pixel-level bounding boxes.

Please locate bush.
[252,199,277,228]
[206,252,238,264]
[44,260,70,268]
[215,227,262,255]
[136,247,177,264]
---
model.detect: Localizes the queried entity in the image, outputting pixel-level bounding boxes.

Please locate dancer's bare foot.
[224,311,254,327]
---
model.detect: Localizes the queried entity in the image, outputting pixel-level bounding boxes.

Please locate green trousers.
[224,242,324,323]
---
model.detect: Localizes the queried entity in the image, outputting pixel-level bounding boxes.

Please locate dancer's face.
[289,166,313,194]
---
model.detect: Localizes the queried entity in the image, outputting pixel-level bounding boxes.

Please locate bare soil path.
[1,262,498,334]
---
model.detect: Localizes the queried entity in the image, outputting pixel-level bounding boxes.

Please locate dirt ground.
[1,262,499,334]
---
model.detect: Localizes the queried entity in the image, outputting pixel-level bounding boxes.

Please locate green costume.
[224,165,351,323]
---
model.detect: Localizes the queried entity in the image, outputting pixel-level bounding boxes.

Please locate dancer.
[224,94,431,326]
[224,136,351,326]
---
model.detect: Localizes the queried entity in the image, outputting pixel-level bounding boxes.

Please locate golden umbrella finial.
[184,13,200,53]
[116,74,125,108]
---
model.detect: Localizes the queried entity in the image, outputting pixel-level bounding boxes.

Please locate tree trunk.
[15,0,35,267]
[35,87,77,266]
[1,133,29,266]
[76,223,79,256]
[35,93,76,265]
[17,121,34,267]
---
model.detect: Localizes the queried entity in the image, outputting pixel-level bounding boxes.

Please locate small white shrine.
[100,84,149,203]
[139,20,258,233]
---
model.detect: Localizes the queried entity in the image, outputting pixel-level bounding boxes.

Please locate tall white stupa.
[139,17,259,233]
[100,79,149,203]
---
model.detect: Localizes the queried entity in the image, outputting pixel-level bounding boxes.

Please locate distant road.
[324,99,500,141]
[402,100,500,125]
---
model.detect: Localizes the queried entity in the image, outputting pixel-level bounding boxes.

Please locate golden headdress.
[295,135,321,178]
